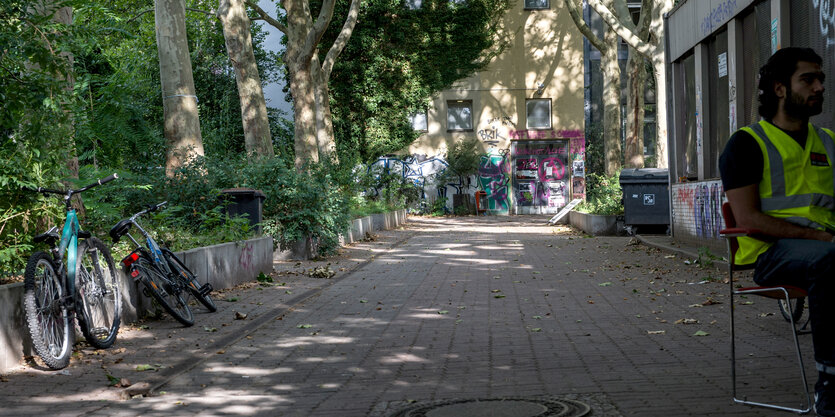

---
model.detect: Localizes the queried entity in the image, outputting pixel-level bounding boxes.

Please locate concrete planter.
[569,211,618,236]
[0,236,274,374]
[275,209,407,260]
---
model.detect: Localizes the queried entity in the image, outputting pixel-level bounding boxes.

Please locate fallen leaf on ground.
[204,326,217,332]
[598,282,612,287]
[674,318,699,325]
[235,312,247,320]
[693,330,710,336]
[647,330,666,335]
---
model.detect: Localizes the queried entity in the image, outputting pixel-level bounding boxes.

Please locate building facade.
[666,0,835,251]
[379,1,585,215]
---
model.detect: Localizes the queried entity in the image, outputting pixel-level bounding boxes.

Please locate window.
[409,112,427,131]
[524,0,548,9]
[526,99,551,129]
[447,100,473,131]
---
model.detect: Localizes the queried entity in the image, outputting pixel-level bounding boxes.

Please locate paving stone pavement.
[0,215,816,416]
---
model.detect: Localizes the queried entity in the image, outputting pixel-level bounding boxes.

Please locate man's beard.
[784,89,824,119]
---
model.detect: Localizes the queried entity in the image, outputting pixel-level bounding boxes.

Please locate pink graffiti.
[239,243,254,271]
[569,137,586,155]
[539,157,566,181]
[509,129,585,140]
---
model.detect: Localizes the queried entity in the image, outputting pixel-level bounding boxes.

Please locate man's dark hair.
[758,47,823,119]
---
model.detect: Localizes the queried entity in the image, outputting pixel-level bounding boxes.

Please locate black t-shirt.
[718,123,809,191]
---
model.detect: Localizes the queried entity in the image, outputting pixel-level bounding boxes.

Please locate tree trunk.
[602,25,622,176]
[587,0,672,169]
[311,57,338,163]
[624,46,645,168]
[218,0,274,159]
[154,0,205,177]
[651,52,668,168]
[288,60,319,169]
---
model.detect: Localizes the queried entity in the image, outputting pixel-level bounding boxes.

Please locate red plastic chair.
[720,201,811,413]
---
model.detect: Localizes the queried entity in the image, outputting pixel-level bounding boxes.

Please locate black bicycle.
[22,174,121,369]
[109,202,215,326]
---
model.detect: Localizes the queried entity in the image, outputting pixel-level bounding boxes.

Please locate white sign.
[718,52,727,78]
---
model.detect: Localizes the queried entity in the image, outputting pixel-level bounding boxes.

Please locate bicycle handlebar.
[22,173,119,197]
[130,201,168,220]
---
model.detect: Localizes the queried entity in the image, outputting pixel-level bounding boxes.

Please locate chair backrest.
[721,202,741,267]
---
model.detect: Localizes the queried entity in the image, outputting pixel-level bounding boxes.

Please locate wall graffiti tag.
[477,150,511,214]
[673,181,725,239]
[700,0,737,37]
[509,129,584,140]
[369,155,462,209]
[814,0,835,48]
[511,141,569,214]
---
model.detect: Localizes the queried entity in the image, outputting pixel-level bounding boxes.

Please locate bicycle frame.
[57,209,80,301]
[124,218,172,275]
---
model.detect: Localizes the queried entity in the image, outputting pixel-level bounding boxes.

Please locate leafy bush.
[575,173,623,215]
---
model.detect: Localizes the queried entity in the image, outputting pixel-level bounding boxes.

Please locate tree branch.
[186,7,216,18]
[304,0,336,58]
[562,0,608,53]
[587,0,653,58]
[127,9,154,23]
[321,0,360,77]
[245,0,287,33]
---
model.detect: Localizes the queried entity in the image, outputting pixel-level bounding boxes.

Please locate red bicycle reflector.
[130,269,140,278]
[122,252,139,267]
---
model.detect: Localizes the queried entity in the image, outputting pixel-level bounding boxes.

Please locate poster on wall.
[511,140,570,214]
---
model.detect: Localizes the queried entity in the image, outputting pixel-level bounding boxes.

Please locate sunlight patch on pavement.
[379,352,431,364]
[275,335,355,348]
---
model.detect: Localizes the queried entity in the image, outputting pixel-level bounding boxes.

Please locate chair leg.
[732,288,812,414]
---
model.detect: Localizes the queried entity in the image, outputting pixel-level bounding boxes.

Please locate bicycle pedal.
[198,283,213,297]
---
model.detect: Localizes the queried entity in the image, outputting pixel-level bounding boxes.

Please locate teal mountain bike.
[22,174,121,370]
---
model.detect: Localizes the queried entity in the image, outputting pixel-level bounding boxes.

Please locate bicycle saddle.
[109,219,133,243]
[33,227,60,244]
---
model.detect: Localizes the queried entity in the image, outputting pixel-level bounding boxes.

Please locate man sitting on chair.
[719,47,835,416]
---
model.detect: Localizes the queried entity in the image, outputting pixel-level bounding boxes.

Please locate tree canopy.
[320,0,511,164]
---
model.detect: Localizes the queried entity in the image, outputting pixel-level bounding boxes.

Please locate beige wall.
[408,3,585,157]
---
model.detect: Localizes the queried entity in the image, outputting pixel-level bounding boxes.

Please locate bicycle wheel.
[136,258,194,326]
[778,297,806,324]
[162,249,217,312]
[75,237,121,349]
[23,252,74,370]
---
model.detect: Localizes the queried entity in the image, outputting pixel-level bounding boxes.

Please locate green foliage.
[435,137,482,191]
[575,173,623,215]
[429,198,448,216]
[584,122,605,176]
[359,165,421,211]
[321,0,512,164]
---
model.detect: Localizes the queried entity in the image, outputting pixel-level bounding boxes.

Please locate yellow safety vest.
[735,120,835,265]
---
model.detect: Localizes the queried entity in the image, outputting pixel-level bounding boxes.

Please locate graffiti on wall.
[368,155,463,209]
[570,137,586,199]
[511,141,570,213]
[813,0,835,48]
[477,149,511,214]
[509,129,584,140]
[699,0,737,37]
[673,182,725,238]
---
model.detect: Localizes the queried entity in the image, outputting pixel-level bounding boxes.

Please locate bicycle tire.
[136,258,194,326]
[778,297,805,324]
[162,249,217,312]
[75,237,121,349]
[23,252,74,370]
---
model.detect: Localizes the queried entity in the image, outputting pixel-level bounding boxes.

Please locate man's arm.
[726,184,833,241]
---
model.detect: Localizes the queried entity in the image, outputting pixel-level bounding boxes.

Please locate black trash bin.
[219,188,266,233]
[619,168,670,231]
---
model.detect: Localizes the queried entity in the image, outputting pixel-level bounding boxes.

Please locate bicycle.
[109,201,216,327]
[22,174,121,370]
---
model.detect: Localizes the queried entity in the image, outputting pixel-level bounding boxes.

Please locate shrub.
[575,173,623,215]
